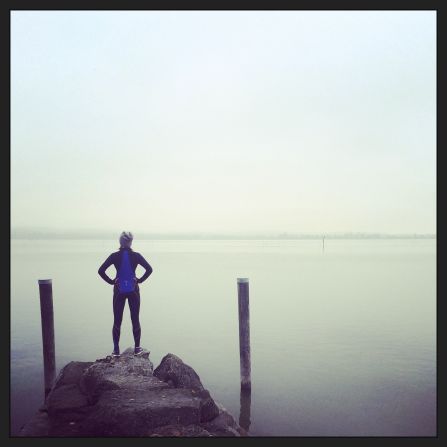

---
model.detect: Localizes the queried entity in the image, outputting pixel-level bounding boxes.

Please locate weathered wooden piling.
[38,279,56,398]
[239,387,252,432]
[237,278,251,390]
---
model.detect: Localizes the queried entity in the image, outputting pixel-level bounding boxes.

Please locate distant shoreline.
[10,232,436,241]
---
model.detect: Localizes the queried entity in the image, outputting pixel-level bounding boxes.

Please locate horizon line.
[10,227,436,240]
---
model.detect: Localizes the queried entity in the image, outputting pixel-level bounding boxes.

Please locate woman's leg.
[112,287,126,352]
[128,290,141,348]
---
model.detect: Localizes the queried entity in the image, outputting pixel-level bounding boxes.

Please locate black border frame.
[4,2,444,445]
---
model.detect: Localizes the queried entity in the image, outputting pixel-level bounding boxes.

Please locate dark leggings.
[112,285,141,351]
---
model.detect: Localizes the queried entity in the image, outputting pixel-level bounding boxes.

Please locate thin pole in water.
[239,387,252,432]
[38,279,56,398]
[237,278,251,391]
[323,236,325,252]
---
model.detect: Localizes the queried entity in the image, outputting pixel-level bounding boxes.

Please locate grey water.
[10,239,436,436]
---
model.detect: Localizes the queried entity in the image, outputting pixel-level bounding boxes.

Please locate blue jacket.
[98,247,153,285]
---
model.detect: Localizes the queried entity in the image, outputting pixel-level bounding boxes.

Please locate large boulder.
[81,388,202,436]
[154,353,219,422]
[53,361,94,388]
[46,361,93,422]
[201,402,248,436]
[79,349,166,404]
[154,353,205,391]
[46,384,90,421]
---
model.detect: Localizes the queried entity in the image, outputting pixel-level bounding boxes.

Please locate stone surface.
[81,388,202,436]
[197,389,220,422]
[18,409,50,437]
[148,424,213,437]
[53,361,93,389]
[79,348,161,404]
[46,384,90,421]
[154,353,219,422]
[154,353,205,391]
[19,348,243,437]
[201,402,248,436]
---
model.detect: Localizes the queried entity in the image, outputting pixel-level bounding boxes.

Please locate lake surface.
[10,239,436,436]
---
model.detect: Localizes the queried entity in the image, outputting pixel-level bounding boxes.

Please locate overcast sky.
[11,11,436,234]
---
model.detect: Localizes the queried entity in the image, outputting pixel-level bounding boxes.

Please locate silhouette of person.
[98,231,153,356]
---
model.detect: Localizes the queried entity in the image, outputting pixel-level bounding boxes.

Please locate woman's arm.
[136,253,153,283]
[98,254,115,285]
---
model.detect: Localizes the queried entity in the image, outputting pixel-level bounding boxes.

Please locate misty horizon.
[11,226,436,240]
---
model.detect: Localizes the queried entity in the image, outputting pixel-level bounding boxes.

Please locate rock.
[154,353,220,422]
[201,402,247,436]
[53,361,93,389]
[197,389,220,422]
[148,424,213,437]
[42,361,93,425]
[154,353,205,391]
[80,349,163,404]
[19,348,244,437]
[82,388,202,436]
[46,384,90,421]
[19,409,50,436]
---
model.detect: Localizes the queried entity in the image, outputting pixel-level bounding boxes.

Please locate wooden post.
[239,387,252,432]
[237,278,251,390]
[38,279,56,398]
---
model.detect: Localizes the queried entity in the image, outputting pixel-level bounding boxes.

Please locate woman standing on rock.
[98,231,153,357]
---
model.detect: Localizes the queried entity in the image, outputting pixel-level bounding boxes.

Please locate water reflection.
[239,387,251,432]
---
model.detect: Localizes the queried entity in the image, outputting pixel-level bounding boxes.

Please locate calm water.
[11,239,436,436]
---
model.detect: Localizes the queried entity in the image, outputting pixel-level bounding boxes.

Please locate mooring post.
[38,279,56,398]
[237,278,251,390]
[239,387,252,432]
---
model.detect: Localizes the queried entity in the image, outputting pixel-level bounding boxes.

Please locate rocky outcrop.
[19,348,246,437]
[154,353,205,390]
[154,353,220,423]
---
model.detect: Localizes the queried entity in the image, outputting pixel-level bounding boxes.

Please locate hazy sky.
[11,11,436,234]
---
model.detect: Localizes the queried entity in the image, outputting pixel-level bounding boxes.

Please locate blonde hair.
[119,231,133,248]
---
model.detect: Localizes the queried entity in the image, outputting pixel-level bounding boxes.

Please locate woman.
[98,231,153,357]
